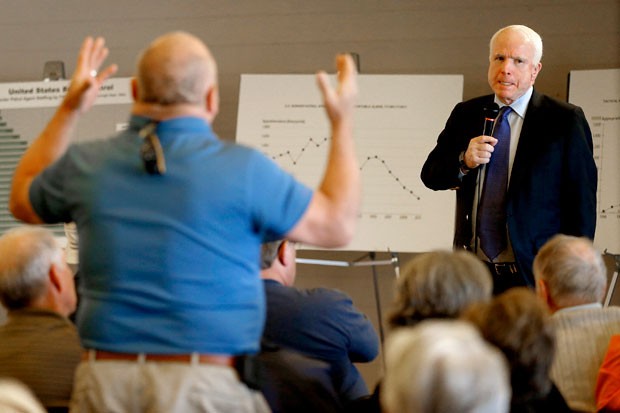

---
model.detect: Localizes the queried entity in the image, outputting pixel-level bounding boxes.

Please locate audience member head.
[0,226,76,317]
[387,250,492,328]
[0,378,46,413]
[533,234,606,311]
[260,240,297,287]
[133,31,219,120]
[463,288,555,404]
[381,320,510,413]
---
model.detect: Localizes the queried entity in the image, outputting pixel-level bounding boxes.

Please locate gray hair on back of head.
[260,240,284,270]
[0,226,61,310]
[382,320,510,413]
[533,234,606,305]
[388,250,493,329]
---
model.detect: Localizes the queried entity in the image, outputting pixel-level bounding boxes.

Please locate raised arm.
[9,37,117,223]
[286,54,360,248]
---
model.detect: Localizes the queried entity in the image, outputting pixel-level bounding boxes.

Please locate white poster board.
[569,69,620,254]
[236,74,463,252]
[0,78,133,236]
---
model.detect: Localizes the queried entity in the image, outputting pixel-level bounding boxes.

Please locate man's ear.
[537,279,553,307]
[131,77,139,102]
[49,263,62,293]
[205,84,220,123]
[531,61,542,84]
[277,241,288,266]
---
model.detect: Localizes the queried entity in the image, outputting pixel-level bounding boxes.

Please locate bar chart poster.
[0,78,132,236]
[569,69,620,254]
[236,74,463,252]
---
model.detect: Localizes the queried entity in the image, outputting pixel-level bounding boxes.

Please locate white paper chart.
[569,69,620,254]
[0,78,132,236]
[236,74,463,252]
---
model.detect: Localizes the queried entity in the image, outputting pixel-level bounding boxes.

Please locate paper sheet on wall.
[569,69,620,254]
[0,78,132,236]
[236,74,463,252]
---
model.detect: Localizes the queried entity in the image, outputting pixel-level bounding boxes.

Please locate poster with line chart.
[237,74,463,252]
[569,69,620,254]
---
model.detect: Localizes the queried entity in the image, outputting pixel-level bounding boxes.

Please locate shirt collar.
[556,302,603,314]
[129,115,212,133]
[494,86,533,119]
[128,115,215,143]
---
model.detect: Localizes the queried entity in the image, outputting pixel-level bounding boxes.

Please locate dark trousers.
[484,262,528,295]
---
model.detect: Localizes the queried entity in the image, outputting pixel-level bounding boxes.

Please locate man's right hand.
[464,135,498,169]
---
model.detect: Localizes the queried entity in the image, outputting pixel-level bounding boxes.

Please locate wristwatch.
[458,151,471,174]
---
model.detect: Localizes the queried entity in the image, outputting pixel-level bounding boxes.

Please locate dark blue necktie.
[478,106,512,261]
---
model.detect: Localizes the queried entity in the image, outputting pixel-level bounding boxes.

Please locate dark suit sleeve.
[560,105,597,238]
[326,290,380,363]
[420,102,469,191]
[421,97,491,191]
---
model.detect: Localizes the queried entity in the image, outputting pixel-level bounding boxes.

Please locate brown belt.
[82,350,235,367]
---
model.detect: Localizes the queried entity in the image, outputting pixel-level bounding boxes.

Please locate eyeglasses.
[139,123,166,175]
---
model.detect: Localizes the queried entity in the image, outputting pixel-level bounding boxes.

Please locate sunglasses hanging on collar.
[139,122,166,175]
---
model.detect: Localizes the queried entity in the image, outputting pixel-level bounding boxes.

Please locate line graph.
[569,69,620,253]
[237,74,463,252]
[360,155,422,201]
[264,133,423,201]
[601,204,619,214]
[268,136,329,165]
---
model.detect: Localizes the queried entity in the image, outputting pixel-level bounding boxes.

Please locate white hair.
[533,234,606,305]
[0,226,62,310]
[381,320,510,413]
[0,378,46,413]
[490,25,543,65]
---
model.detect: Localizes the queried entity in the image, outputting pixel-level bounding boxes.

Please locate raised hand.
[316,54,358,126]
[62,36,118,114]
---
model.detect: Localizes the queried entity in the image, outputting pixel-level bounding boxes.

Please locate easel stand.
[604,252,620,307]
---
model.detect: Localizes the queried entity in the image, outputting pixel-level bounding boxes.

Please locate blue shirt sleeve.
[246,149,313,241]
[29,151,74,224]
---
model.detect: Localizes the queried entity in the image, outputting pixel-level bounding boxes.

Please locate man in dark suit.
[260,240,379,404]
[421,24,597,294]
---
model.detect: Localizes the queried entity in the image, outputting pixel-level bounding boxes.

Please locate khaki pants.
[70,356,271,413]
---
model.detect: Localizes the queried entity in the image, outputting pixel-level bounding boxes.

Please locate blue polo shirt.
[30,115,312,354]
